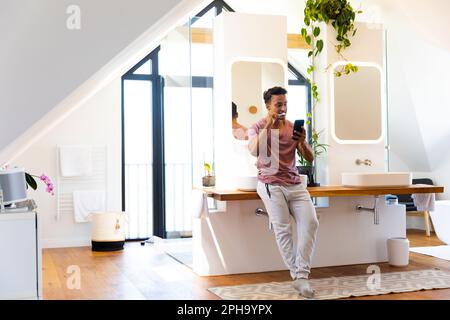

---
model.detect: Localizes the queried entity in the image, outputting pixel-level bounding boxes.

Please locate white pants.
[257,181,319,280]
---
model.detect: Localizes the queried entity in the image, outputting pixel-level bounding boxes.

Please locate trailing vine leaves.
[299,0,361,165]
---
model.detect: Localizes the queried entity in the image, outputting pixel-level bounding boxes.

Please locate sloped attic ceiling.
[359,0,450,171]
[0,0,191,154]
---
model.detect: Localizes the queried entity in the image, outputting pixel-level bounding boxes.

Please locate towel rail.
[56,145,107,221]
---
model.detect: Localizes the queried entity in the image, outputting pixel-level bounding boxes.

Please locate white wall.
[227,0,304,34]
[351,0,450,177]
[0,0,211,166]
[314,22,386,186]
[0,0,189,152]
[350,0,450,230]
[13,79,122,248]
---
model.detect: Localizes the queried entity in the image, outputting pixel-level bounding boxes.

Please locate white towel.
[191,189,209,219]
[73,190,106,223]
[59,145,93,177]
[412,193,435,211]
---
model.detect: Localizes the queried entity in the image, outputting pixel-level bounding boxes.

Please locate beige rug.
[208,269,450,300]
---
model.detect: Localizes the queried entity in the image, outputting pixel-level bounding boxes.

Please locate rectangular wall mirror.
[331,62,384,144]
[231,61,285,141]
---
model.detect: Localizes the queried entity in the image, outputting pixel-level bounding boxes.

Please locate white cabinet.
[0,211,41,300]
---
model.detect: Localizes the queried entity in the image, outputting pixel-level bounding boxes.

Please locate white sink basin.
[236,176,258,191]
[342,172,412,187]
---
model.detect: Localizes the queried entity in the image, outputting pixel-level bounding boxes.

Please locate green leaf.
[316,39,324,53]
[306,36,312,45]
[203,163,211,175]
[308,51,313,58]
[313,27,321,37]
[25,173,37,190]
[301,28,307,38]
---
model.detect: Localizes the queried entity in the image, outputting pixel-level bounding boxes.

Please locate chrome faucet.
[356,196,380,225]
[255,208,273,231]
[356,159,372,166]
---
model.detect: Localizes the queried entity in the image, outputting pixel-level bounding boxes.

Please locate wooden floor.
[42,230,450,300]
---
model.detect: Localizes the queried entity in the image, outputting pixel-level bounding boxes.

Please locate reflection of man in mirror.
[247,86,319,299]
[232,102,248,140]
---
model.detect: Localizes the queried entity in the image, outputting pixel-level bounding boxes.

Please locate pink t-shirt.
[249,118,301,186]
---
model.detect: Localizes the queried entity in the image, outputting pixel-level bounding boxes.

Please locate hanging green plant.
[298,0,362,184]
[301,0,362,129]
[302,0,362,102]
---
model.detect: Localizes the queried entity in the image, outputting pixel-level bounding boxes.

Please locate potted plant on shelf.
[202,162,215,187]
[297,129,329,187]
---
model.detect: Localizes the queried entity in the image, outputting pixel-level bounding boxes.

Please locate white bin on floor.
[387,238,410,267]
[90,211,127,251]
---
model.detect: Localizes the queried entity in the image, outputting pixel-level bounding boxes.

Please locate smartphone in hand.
[293,119,305,134]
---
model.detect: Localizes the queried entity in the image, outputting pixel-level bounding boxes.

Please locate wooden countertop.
[202,185,444,201]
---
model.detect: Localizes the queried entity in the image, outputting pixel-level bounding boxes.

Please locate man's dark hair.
[232,102,238,118]
[263,86,287,105]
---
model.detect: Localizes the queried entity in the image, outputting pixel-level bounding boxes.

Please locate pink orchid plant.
[25,173,55,196]
[0,164,54,196]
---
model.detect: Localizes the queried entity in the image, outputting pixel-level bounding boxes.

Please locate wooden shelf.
[202,185,444,201]
[191,28,310,49]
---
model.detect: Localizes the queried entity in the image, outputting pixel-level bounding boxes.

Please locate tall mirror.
[231,61,285,141]
[331,63,384,144]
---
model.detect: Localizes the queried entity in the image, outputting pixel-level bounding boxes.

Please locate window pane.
[164,87,192,236]
[191,43,214,77]
[123,80,153,239]
[287,84,309,165]
[286,85,308,123]
[191,7,216,28]
[160,16,192,237]
[190,10,215,77]
[289,70,298,80]
[133,60,152,75]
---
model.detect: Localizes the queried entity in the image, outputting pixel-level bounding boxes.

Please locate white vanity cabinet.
[0,211,41,300]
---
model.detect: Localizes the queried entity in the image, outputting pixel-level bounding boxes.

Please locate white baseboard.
[41,237,91,249]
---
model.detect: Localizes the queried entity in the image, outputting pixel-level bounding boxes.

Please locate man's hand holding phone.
[292,119,306,143]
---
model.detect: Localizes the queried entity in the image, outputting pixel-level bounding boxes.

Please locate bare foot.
[292,278,315,299]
